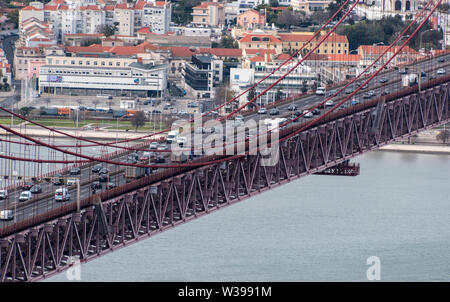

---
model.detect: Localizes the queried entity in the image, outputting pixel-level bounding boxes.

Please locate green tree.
[327,0,349,21]
[247,87,257,110]
[19,106,35,117]
[436,129,450,144]
[99,23,118,37]
[131,111,146,132]
[6,10,18,29]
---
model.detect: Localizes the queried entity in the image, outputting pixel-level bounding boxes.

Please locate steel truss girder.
[0,83,449,282]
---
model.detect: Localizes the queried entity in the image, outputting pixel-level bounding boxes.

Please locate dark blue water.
[46,151,450,281]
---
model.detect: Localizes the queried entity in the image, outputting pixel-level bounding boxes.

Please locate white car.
[0,189,8,200]
[67,178,78,186]
[437,68,445,75]
[0,210,13,221]
[303,110,313,118]
[19,191,32,202]
[315,87,326,95]
[325,100,335,107]
[258,108,267,114]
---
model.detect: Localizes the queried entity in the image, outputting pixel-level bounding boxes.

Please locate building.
[236,9,266,29]
[183,54,223,99]
[191,2,225,27]
[291,0,332,14]
[138,30,213,48]
[141,1,172,34]
[278,32,349,55]
[354,0,420,20]
[357,44,420,68]
[238,30,283,54]
[39,54,168,97]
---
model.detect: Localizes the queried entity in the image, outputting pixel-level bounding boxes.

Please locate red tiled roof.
[108,41,159,56]
[199,48,242,57]
[104,5,115,11]
[358,45,418,55]
[273,53,291,61]
[44,5,58,11]
[22,5,43,11]
[64,33,104,37]
[134,0,147,9]
[193,2,223,9]
[65,44,111,53]
[115,3,132,9]
[170,46,196,58]
[239,34,281,44]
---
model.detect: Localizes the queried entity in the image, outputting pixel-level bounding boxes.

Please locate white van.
[0,210,13,221]
[0,189,8,200]
[315,87,326,95]
[19,191,32,202]
[67,178,78,186]
[166,130,179,144]
[55,188,71,202]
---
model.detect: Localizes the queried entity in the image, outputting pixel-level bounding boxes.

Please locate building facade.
[192,2,225,27]
[183,54,223,99]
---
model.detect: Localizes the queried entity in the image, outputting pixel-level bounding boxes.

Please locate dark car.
[92,164,102,173]
[154,156,165,163]
[22,181,35,190]
[381,90,390,96]
[99,174,109,182]
[30,185,42,194]
[98,168,109,175]
[106,182,117,189]
[293,111,302,117]
[438,57,445,63]
[312,108,321,115]
[379,77,388,83]
[345,88,353,94]
[70,167,81,175]
[53,174,64,185]
[287,104,297,111]
[91,181,102,190]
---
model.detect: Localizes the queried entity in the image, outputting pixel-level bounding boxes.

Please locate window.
[101,61,105,66]
[116,62,120,66]
[109,62,113,66]
[71,60,75,65]
[94,61,98,65]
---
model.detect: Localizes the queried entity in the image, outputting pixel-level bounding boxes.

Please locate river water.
[40,151,449,281]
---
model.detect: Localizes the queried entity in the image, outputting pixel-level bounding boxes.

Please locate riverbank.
[378,143,450,155]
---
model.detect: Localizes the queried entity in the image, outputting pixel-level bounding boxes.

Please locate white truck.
[402,73,418,87]
[166,130,179,144]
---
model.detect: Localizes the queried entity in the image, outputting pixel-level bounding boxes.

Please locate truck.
[166,130,179,144]
[112,110,127,118]
[126,109,139,117]
[402,73,418,87]
[125,166,146,182]
[170,152,189,163]
[57,107,71,116]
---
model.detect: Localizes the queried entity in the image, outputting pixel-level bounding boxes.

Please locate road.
[0,52,449,227]
[0,34,21,108]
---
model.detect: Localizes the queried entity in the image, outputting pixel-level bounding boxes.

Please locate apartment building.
[183,54,223,99]
[191,2,225,27]
[291,0,332,14]
[39,53,168,97]
[278,32,349,55]
[238,31,283,54]
[236,9,266,29]
[141,1,172,34]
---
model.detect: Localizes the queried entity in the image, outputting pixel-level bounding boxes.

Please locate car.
[98,168,109,175]
[67,178,78,186]
[91,181,102,190]
[257,107,267,114]
[22,181,34,190]
[345,88,353,94]
[149,142,159,149]
[154,156,165,163]
[437,68,446,75]
[178,110,187,115]
[379,77,388,83]
[325,100,335,107]
[235,115,244,122]
[368,90,376,97]
[0,189,8,200]
[0,210,13,221]
[99,174,109,182]
[152,110,162,114]
[438,57,445,63]
[107,182,117,189]
[381,90,390,96]
[315,87,326,95]
[312,108,321,115]
[187,102,198,108]
[19,191,32,202]
[92,164,102,173]
[361,83,369,89]
[399,68,408,74]
[420,71,427,77]
[52,174,64,185]
[269,108,279,115]
[303,110,313,118]
[157,144,168,151]
[70,167,81,175]
[30,185,42,194]
[293,111,302,117]
[351,98,360,105]
[287,104,297,111]
[55,188,71,202]
[289,114,298,121]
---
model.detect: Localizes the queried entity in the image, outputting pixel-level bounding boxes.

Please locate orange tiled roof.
[239,33,281,44]
[193,2,223,9]
[199,48,242,57]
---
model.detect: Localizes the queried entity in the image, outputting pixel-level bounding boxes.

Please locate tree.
[247,87,257,110]
[213,35,238,49]
[19,106,35,117]
[214,84,235,106]
[80,38,101,47]
[275,88,283,102]
[172,0,201,25]
[310,11,330,25]
[436,129,450,144]
[99,24,118,37]
[131,111,146,132]
[327,0,349,22]
[6,10,18,29]
[276,11,304,29]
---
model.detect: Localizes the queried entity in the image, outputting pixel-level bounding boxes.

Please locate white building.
[39,55,168,97]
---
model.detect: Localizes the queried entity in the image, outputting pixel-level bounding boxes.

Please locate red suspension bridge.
[0,0,448,281]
